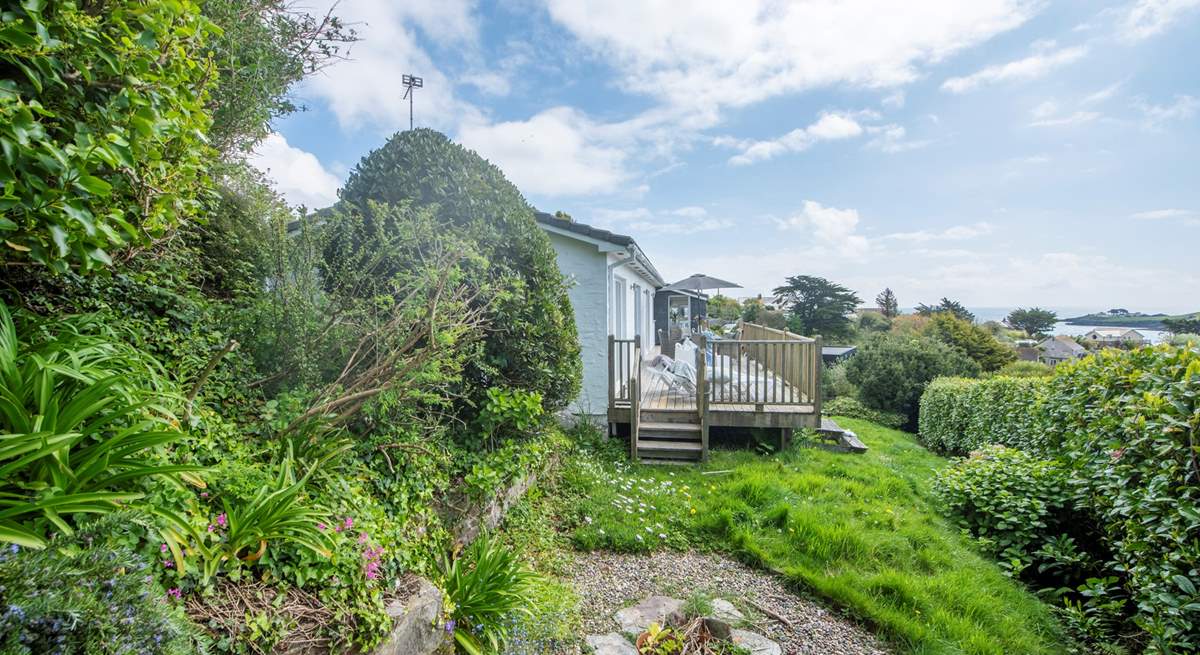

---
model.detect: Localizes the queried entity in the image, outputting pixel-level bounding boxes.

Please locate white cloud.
[885,222,994,242]
[882,90,906,108]
[458,107,633,197]
[1082,81,1124,105]
[1030,110,1101,127]
[865,124,933,153]
[775,200,870,258]
[726,113,864,165]
[247,133,342,209]
[300,0,483,132]
[1118,0,1200,42]
[1131,208,1199,225]
[942,45,1088,93]
[545,0,1042,120]
[591,206,733,234]
[1134,94,1200,130]
[1031,100,1060,119]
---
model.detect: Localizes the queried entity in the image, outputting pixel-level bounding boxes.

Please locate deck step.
[639,421,701,434]
[636,439,704,462]
[639,409,700,424]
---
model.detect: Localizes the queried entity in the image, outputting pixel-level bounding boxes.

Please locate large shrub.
[924,313,1016,372]
[336,129,581,415]
[933,445,1077,575]
[1043,345,1200,652]
[0,0,216,273]
[844,334,979,427]
[918,376,1048,454]
[822,396,905,430]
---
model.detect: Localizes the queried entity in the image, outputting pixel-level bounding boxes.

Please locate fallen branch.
[184,338,239,421]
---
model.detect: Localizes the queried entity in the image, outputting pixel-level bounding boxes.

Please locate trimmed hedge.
[921,345,1200,651]
[918,376,1047,454]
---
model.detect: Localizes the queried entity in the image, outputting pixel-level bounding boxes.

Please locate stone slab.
[373,577,446,655]
[614,595,684,635]
[585,633,638,655]
[731,629,782,655]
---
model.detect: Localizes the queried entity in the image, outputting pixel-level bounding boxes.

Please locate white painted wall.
[541,230,659,418]
[543,231,609,416]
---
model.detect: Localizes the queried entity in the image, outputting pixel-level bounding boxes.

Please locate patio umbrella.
[662,273,742,295]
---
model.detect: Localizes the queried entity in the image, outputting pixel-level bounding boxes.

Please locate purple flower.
[163,559,174,569]
[358,531,368,544]
[160,543,169,553]
[342,516,354,530]
[316,522,326,531]
[445,619,456,634]
[166,588,182,600]
[215,513,227,528]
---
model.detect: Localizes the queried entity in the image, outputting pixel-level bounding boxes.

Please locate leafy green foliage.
[915,299,975,323]
[770,275,861,341]
[0,538,204,654]
[924,313,1015,372]
[995,360,1055,378]
[1162,314,1200,334]
[822,396,906,429]
[933,446,1075,575]
[337,129,581,415]
[0,301,202,547]
[918,377,1048,454]
[706,294,742,321]
[0,0,216,272]
[1043,346,1200,652]
[845,334,980,428]
[820,361,857,400]
[442,533,539,655]
[1005,308,1058,337]
[476,387,544,448]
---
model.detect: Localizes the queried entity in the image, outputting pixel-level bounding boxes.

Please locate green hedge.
[822,396,906,430]
[1043,346,1200,652]
[918,376,1048,454]
[921,345,1200,651]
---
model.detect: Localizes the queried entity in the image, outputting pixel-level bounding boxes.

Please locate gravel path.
[563,550,890,655]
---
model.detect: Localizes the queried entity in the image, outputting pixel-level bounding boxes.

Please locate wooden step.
[636,439,703,461]
[639,421,701,434]
[640,409,700,424]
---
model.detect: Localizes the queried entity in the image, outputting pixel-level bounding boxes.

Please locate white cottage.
[535,212,664,418]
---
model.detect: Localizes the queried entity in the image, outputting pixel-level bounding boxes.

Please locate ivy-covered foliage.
[0,0,216,272]
[338,129,581,416]
[918,376,1048,454]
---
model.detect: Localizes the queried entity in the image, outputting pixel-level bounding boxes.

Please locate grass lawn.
[551,418,1071,655]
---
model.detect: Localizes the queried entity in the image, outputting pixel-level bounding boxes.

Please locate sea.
[961,307,1169,343]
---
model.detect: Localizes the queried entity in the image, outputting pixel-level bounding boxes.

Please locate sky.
[251,0,1200,313]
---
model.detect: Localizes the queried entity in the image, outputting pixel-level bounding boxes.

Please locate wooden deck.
[609,322,823,461]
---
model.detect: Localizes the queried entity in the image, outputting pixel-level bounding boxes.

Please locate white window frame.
[613,275,627,338]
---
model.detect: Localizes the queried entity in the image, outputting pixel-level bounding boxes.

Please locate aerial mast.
[402,74,423,130]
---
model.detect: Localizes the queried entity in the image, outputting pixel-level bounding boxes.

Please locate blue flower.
[444,619,456,634]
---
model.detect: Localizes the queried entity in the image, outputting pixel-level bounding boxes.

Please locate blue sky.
[252,0,1200,312]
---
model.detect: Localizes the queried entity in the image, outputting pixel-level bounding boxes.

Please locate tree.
[1004,307,1058,337]
[707,294,742,321]
[926,313,1016,372]
[337,129,581,414]
[857,311,892,334]
[876,288,900,318]
[1163,314,1200,334]
[772,276,862,341]
[845,334,980,427]
[916,298,975,323]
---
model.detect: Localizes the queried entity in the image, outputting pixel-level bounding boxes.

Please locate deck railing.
[608,335,641,407]
[707,322,821,411]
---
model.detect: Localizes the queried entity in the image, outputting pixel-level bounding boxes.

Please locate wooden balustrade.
[608,335,641,406]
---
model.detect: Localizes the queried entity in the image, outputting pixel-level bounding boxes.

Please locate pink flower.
[342,516,354,530]
[207,524,215,533]
[166,588,182,600]
[358,532,368,545]
[316,522,327,531]
[215,513,227,528]
[200,492,208,498]
[163,560,175,569]
[160,543,169,553]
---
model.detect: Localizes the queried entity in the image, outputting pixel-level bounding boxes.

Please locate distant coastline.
[1061,312,1196,330]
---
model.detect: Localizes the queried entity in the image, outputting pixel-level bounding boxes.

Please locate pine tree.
[876,288,899,318]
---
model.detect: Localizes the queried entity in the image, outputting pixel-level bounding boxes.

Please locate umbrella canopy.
[662,273,742,292]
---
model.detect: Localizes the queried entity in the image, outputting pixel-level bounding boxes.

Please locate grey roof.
[535,212,665,287]
[1039,336,1087,358]
[822,346,857,357]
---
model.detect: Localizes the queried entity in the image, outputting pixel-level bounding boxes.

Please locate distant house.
[1082,328,1147,347]
[535,212,664,418]
[1038,336,1088,366]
